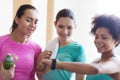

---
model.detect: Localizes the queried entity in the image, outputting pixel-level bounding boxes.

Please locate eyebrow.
[26,16,38,21]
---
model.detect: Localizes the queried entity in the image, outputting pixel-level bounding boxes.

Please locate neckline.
[8,34,29,45]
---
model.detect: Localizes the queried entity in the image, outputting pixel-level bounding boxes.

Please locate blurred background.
[0,0,120,64]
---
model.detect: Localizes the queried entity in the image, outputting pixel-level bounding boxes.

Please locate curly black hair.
[91,14,120,46]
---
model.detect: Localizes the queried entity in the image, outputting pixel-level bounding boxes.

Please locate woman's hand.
[41,50,52,59]
[0,62,15,80]
[36,51,52,72]
[42,59,53,67]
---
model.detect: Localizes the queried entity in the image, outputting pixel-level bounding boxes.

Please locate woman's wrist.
[51,59,64,70]
[56,61,64,69]
[51,59,56,70]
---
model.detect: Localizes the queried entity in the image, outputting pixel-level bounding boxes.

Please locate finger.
[9,64,15,78]
[36,63,46,72]
[0,62,2,69]
[12,55,18,62]
[44,59,52,65]
[43,51,52,59]
[0,62,4,70]
[43,66,51,73]
[46,51,52,55]
[9,64,15,71]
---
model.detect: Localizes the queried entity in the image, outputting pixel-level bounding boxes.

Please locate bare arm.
[42,59,99,74]
[56,57,120,74]
[57,62,99,74]
[42,57,120,75]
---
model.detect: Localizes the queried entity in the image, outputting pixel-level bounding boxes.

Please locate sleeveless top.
[86,74,113,80]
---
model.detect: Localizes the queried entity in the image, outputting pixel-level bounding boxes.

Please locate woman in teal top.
[36,9,86,80]
[41,14,120,80]
[42,41,86,80]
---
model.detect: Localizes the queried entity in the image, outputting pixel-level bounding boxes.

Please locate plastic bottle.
[3,54,14,70]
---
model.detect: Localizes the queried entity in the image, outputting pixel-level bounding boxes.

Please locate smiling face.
[15,9,38,37]
[94,27,118,53]
[54,17,76,42]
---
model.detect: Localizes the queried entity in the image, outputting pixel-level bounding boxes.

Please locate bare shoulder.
[111,56,120,66]
[113,56,120,61]
[92,57,101,63]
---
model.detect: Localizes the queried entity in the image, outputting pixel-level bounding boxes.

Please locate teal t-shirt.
[86,74,113,80]
[42,41,86,80]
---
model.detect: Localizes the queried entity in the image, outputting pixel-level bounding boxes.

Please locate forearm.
[56,61,98,74]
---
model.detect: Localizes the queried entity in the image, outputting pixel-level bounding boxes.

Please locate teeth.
[96,43,104,48]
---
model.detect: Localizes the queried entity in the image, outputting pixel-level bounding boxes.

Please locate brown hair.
[10,4,37,33]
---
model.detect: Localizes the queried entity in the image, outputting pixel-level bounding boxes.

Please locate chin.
[27,33,32,36]
[97,49,102,53]
[60,38,66,41]
[25,34,31,38]
[97,50,105,53]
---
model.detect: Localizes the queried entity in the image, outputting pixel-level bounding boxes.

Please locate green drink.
[3,54,14,70]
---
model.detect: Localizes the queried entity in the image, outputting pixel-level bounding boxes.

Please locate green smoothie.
[3,54,14,70]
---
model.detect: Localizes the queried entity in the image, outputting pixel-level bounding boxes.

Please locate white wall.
[31,0,47,49]
[0,0,13,35]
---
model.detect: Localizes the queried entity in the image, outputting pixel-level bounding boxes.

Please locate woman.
[37,8,86,80]
[41,14,120,80]
[0,4,42,80]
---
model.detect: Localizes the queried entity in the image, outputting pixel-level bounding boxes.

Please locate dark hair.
[91,14,120,46]
[55,8,76,24]
[10,4,37,33]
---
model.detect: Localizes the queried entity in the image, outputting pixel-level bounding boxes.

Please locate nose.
[95,37,103,43]
[62,28,68,34]
[30,21,36,28]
